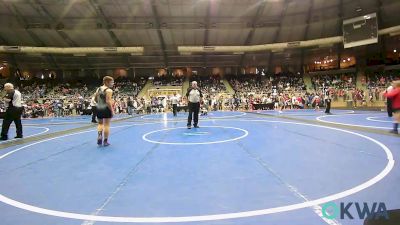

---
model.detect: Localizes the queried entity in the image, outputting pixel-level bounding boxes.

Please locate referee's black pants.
[1,107,23,139]
[91,106,97,122]
[387,99,393,117]
[172,104,177,116]
[187,102,200,126]
[325,99,331,114]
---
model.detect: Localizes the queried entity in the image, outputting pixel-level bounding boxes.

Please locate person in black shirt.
[1,83,23,140]
[322,84,332,114]
[186,81,202,129]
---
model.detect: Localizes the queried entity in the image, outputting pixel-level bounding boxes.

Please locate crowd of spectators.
[311,73,356,91]
[1,69,399,118]
[153,76,183,86]
[228,73,306,96]
[366,70,400,89]
[190,75,227,95]
[0,76,147,118]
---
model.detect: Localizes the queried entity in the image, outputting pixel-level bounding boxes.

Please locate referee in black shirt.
[1,83,23,140]
[186,81,202,129]
[324,85,332,114]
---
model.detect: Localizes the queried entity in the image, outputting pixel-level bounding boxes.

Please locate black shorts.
[97,107,112,119]
[3,107,24,120]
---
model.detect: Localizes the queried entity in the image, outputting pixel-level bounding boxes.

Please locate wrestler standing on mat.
[94,76,114,146]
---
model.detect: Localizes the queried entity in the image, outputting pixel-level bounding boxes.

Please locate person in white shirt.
[170,93,179,117]
[267,97,272,104]
[90,95,97,123]
[186,81,203,129]
[1,83,23,140]
[262,96,267,104]
[161,97,167,113]
[133,98,138,109]
[291,96,297,106]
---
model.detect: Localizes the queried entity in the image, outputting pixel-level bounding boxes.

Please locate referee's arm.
[199,89,203,102]
[186,88,191,98]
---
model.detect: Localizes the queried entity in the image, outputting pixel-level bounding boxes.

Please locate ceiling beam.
[300,0,314,70]
[4,1,60,69]
[88,0,133,69]
[336,0,344,69]
[0,34,9,47]
[2,3,349,21]
[27,0,94,69]
[28,0,79,47]
[0,34,7,47]
[0,35,19,68]
[271,0,291,45]
[239,0,268,68]
[148,0,168,68]
[88,0,122,47]
[376,0,386,54]
[268,0,291,73]
[202,0,211,68]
